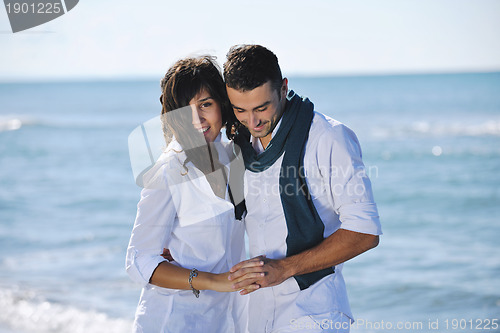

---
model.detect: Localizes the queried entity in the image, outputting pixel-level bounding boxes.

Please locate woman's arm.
[150,258,265,293]
[126,166,263,293]
[149,261,236,292]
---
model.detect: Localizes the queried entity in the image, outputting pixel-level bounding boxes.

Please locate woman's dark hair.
[160,55,231,174]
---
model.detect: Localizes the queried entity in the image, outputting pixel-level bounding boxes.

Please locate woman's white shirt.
[125,135,247,333]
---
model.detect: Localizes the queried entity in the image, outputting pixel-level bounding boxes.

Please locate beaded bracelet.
[188,268,200,298]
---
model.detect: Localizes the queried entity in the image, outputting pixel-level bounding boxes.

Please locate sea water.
[1,73,499,332]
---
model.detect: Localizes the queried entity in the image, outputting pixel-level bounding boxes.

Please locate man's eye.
[257,107,267,112]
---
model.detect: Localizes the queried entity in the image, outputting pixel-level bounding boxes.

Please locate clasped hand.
[228,255,289,295]
[160,249,288,295]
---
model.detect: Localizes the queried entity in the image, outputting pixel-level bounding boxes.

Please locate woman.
[125,56,259,332]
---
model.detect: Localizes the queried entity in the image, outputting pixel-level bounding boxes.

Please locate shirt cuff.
[127,249,168,287]
[338,202,382,235]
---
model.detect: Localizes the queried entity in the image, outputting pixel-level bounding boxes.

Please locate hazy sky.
[1,0,500,81]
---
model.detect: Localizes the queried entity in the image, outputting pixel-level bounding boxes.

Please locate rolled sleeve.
[319,122,382,236]
[125,173,177,287]
[127,248,168,287]
[338,202,381,235]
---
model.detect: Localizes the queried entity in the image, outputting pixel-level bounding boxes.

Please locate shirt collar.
[214,132,222,143]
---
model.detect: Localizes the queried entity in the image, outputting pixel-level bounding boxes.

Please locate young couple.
[126,45,382,333]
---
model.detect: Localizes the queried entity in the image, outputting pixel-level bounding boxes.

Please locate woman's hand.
[209,272,237,292]
[209,260,265,293]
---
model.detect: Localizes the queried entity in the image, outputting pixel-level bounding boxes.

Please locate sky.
[1,0,500,81]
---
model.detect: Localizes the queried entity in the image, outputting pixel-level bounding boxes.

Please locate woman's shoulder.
[219,139,243,164]
[139,140,188,189]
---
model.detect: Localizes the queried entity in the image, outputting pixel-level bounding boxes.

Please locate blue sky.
[1,0,500,81]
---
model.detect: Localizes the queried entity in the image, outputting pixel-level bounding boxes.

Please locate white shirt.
[244,112,382,332]
[125,135,248,333]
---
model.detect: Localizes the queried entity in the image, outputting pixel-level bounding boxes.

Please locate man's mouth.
[253,123,266,131]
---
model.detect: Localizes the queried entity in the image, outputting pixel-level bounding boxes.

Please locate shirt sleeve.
[318,123,382,235]
[125,166,177,287]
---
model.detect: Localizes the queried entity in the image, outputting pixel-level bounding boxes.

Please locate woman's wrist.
[191,271,216,291]
[188,270,233,293]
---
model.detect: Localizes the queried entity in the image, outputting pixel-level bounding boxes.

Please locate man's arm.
[228,229,379,294]
[229,123,381,294]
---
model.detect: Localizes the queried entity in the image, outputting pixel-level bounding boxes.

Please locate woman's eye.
[201,102,212,108]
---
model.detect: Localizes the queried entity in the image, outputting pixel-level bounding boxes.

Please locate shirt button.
[259,223,264,228]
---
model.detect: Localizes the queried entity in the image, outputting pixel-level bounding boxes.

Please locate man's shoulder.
[309,111,356,143]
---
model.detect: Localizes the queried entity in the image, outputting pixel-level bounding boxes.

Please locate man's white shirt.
[244,112,382,332]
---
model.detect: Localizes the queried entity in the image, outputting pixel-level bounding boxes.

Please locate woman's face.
[189,88,223,143]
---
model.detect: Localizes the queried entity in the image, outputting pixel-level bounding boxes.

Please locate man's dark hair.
[223,44,283,95]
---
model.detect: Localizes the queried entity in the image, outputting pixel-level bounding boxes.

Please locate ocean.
[1,73,499,332]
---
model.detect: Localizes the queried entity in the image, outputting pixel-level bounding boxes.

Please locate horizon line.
[1,68,499,84]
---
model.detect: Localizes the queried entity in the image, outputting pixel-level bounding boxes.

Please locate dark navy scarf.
[234,90,334,290]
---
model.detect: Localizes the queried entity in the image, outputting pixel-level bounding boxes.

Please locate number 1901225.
[5,2,62,14]
[444,319,499,330]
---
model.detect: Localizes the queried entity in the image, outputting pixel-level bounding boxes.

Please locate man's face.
[226,80,287,143]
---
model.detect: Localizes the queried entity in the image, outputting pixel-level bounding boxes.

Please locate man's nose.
[247,111,259,128]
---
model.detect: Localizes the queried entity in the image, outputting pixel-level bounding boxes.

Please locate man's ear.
[281,78,288,100]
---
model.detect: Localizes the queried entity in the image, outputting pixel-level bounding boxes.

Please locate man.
[224,45,382,333]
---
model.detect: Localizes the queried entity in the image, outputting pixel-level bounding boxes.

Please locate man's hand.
[161,248,174,261]
[228,255,292,295]
[210,271,260,293]
[228,230,379,296]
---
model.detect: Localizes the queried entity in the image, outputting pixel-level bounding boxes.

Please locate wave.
[0,117,24,132]
[371,120,500,138]
[0,116,50,132]
[0,115,134,132]
[0,287,133,333]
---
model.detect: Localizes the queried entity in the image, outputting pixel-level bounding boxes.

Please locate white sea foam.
[0,287,133,333]
[0,115,44,132]
[0,114,132,132]
[415,120,500,136]
[0,118,22,132]
[372,120,500,138]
